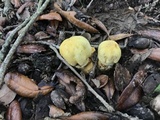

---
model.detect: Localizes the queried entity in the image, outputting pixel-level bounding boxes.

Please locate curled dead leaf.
[17,44,46,54]
[54,2,99,33]
[6,100,22,120]
[117,70,145,110]
[4,72,53,98]
[0,84,16,105]
[92,75,108,88]
[55,70,86,111]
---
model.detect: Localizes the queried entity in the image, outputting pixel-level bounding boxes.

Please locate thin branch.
[0,18,30,62]
[0,0,51,87]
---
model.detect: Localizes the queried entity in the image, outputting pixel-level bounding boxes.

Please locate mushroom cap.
[98,40,121,70]
[60,36,95,68]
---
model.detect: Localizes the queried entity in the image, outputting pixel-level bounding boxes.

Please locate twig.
[0,0,51,87]
[38,0,43,10]
[0,18,30,62]
[86,0,94,10]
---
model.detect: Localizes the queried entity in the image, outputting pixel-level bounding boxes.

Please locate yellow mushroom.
[98,40,121,70]
[59,36,95,73]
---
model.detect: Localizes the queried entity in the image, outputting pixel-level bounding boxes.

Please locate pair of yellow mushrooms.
[59,36,121,73]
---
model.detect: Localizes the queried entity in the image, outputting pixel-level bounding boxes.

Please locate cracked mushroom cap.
[59,36,95,70]
[98,40,121,70]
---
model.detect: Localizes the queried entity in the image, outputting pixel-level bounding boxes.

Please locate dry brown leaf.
[103,78,115,100]
[55,70,86,111]
[37,11,62,21]
[108,33,133,41]
[131,48,160,62]
[117,70,145,110]
[49,105,65,118]
[50,90,67,110]
[17,44,46,54]
[54,2,99,33]
[114,63,131,92]
[4,72,53,98]
[0,84,16,105]
[6,100,22,120]
[62,111,109,120]
[137,29,160,41]
[92,75,109,88]
[91,17,109,34]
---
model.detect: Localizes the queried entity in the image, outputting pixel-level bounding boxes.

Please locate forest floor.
[0,0,160,120]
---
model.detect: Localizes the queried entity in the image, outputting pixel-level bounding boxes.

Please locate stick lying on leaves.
[0,0,51,87]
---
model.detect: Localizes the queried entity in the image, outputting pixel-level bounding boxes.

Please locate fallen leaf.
[91,17,109,34]
[6,100,22,120]
[50,90,67,109]
[62,111,109,120]
[17,44,46,54]
[114,63,131,92]
[48,105,65,118]
[117,70,146,110]
[108,33,133,41]
[0,84,16,105]
[92,75,109,88]
[131,48,160,62]
[137,29,160,41]
[103,78,115,100]
[4,72,53,98]
[37,11,62,21]
[142,73,160,94]
[55,70,86,111]
[54,2,99,33]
